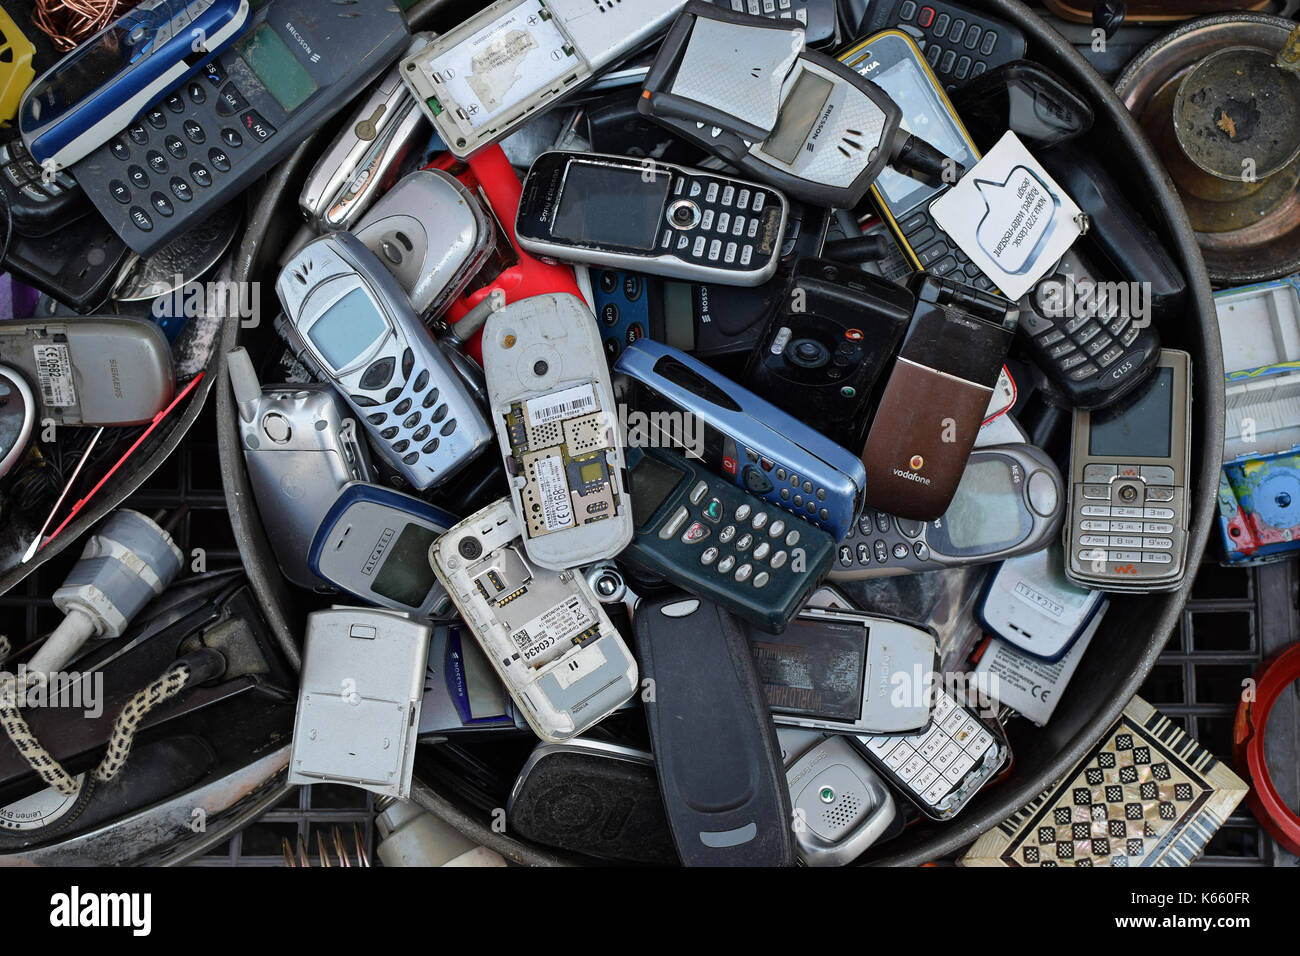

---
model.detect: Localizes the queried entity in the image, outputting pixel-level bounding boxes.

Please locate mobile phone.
[633,593,795,866]
[418,620,531,741]
[480,294,632,569]
[228,346,374,591]
[615,338,867,540]
[275,231,493,491]
[288,607,430,799]
[785,733,900,866]
[749,606,938,734]
[639,3,953,209]
[0,319,175,426]
[946,60,1094,151]
[830,443,1064,580]
[847,0,1027,89]
[1065,349,1192,592]
[516,151,788,286]
[71,0,410,255]
[310,483,460,619]
[852,684,1009,820]
[0,212,132,313]
[743,257,916,449]
[716,0,839,48]
[622,445,835,632]
[0,135,88,238]
[0,366,35,480]
[976,542,1105,662]
[353,169,495,319]
[860,273,1019,520]
[19,0,251,170]
[298,34,435,233]
[428,498,638,742]
[401,0,687,158]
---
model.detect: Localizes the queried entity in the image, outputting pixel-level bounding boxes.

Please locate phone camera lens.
[458,537,482,559]
[533,360,549,376]
[788,338,830,369]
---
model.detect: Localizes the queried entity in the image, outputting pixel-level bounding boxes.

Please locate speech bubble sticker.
[973,165,1062,275]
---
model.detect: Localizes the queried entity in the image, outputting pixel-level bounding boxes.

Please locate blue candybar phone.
[20,0,251,169]
[615,338,866,540]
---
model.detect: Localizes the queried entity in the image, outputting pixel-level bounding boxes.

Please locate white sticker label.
[929,131,1085,300]
[554,640,607,690]
[526,384,597,427]
[509,595,597,665]
[32,343,76,408]
[532,455,574,532]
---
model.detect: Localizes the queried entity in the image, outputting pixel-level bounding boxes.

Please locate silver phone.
[228,347,374,590]
[299,34,435,233]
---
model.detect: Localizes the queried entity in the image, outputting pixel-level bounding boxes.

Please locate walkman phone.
[72,0,410,255]
[977,542,1105,662]
[0,365,34,480]
[354,169,495,319]
[429,498,638,743]
[229,346,374,591]
[838,31,982,286]
[19,0,251,170]
[615,338,867,540]
[743,257,915,449]
[860,272,1018,521]
[289,606,429,799]
[481,293,633,570]
[299,34,435,233]
[0,135,88,238]
[516,151,788,286]
[1065,349,1191,592]
[310,482,460,619]
[639,3,954,209]
[830,443,1064,580]
[847,0,1027,89]
[276,231,493,492]
[749,606,938,734]
[0,318,175,426]
[717,0,839,49]
[402,0,687,158]
[852,683,1009,820]
[622,445,835,632]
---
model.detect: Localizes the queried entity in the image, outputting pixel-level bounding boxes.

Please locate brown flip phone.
[860,274,1018,520]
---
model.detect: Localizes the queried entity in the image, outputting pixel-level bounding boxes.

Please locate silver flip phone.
[228,347,374,590]
[299,34,436,232]
[1065,348,1192,592]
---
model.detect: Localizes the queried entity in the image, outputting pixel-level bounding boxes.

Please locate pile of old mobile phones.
[1065,349,1192,592]
[743,257,915,449]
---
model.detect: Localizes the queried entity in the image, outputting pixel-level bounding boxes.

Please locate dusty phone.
[639,3,955,209]
[977,542,1105,662]
[516,151,788,286]
[0,135,88,238]
[481,293,633,570]
[622,445,835,633]
[402,0,686,158]
[1066,349,1192,592]
[229,346,374,591]
[310,482,460,619]
[748,606,939,734]
[298,34,435,233]
[0,210,131,313]
[0,319,175,426]
[275,231,493,491]
[428,498,638,742]
[830,443,1064,579]
[353,169,495,319]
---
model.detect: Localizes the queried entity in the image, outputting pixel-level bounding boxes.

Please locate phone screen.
[553,162,672,251]
[371,522,440,607]
[22,25,135,126]
[1088,366,1174,459]
[927,457,1031,556]
[751,618,868,722]
[766,68,835,165]
[237,24,319,112]
[307,288,387,370]
[630,454,687,527]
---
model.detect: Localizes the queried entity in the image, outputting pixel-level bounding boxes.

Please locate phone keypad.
[898,209,992,290]
[834,511,929,572]
[1021,291,1144,383]
[860,690,1005,816]
[0,139,77,207]
[1074,465,1180,568]
[349,347,458,468]
[659,174,782,273]
[668,480,802,590]
[892,2,1024,87]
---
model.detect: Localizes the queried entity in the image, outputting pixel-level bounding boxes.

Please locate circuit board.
[503,382,620,540]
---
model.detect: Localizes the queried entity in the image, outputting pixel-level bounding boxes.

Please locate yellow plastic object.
[0,8,35,125]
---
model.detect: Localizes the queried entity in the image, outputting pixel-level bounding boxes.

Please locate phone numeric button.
[108,180,131,204]
[208,148,231,172]
[127,165,149,189]
[128,206,153,231]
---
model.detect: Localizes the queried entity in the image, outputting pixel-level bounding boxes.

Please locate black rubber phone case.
[634,594,795,866]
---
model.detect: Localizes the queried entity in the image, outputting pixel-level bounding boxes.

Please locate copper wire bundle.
[32,0,140,52]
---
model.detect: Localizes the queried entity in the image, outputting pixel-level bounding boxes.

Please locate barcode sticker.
[32,343,76,408]
[526,384,597,427]
[510,595,596,665]
[532,456,574,533]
